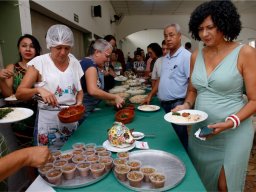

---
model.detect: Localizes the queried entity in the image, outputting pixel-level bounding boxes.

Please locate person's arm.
[75,90,83,105]
[0,146,50,181]
[209,45,256,133]
[85,67,124,107]
[0,64,15,97]
[172,49,198,111]
[16,66,58,106]
[141,78,160,104]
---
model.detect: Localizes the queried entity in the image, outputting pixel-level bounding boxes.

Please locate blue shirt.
[158,46,191,101]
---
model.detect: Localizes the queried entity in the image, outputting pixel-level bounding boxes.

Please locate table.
[53,99,205,191]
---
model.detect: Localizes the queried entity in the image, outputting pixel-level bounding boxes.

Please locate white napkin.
[26,175,55,192]
[194,128,206,141]
[135,141,149,149]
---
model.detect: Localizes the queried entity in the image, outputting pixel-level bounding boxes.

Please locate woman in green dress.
[173,1,256,191]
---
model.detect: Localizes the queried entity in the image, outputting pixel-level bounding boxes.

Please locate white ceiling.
[110,0,256,15]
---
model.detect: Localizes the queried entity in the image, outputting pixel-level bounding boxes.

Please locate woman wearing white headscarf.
[16,24,83,150]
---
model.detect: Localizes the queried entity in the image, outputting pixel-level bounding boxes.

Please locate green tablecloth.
[57,99,205,191]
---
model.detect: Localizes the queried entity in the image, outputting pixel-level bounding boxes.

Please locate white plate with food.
[103,140,136,153]
[114,76,128,82]
[0,107,34,124]
[137,105,160,112]
[132,132,145,140]
[164,110,208,125]
[4,95,17,101]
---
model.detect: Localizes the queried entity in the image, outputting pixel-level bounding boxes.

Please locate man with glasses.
[142,24,191,150]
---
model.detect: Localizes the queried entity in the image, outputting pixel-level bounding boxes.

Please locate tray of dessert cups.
[38,143,112,189]
[113,149,186,191]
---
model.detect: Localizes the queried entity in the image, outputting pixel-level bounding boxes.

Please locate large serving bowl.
[115,109,135,124]
[58,105,85,123]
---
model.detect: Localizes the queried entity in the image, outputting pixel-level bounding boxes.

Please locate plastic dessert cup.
[72,142,85,150]
[38,163,54,177]
[72,155,86,164]
[114,164,131,182]
[95,146,106,153]
[113,158,127,167]
[51,150,61,159]
[61,163,76,180]
[53,160,68,170]
[77,162,91,177]
[72,149,84,156]
[117,152,129,161]
[99,156,113,171]
[90,163,105,178]
[127,160,142,171]
[83,150,96,157]
[149,172,166,188]
[46,169,62,185]
[86,155,99,164]
[127,171,144,188]
[84,143,96,150]
[59,153,73,162]
[98,151,112,157]
[140,166,156,182]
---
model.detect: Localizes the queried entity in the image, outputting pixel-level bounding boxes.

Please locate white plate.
[0,107,34,124]
[164,109,208,125]
[137,105,160,112]
[4,95,17,101]
[114,76,127,82]
[102,140,135,153]
[132,132,144,140]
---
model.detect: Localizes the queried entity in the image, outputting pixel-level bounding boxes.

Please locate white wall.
[121,29,191,60]
[23,0,117,38]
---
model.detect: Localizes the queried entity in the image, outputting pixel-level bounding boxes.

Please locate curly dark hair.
[189,0,241,42]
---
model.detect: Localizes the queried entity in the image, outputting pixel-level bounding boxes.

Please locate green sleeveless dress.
[189,44,254,191]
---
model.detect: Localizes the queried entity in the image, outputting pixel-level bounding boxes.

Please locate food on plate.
[140,166,157,182]
[0,108,14,119]
[109,87,127,94]
[138,105,159,111]
[126,89,145,96]
[149,173,166,188]
[115,75,127,81]
[127,171,144,188]
[108,122,135,147]
[171,111,202,123]
[114,164,131,181]
[115,109,135,124]
[58,105,85,123]
[90,163,105,178]
[129,95,147,104]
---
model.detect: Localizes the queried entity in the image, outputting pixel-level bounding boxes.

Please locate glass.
[105,62,109,71]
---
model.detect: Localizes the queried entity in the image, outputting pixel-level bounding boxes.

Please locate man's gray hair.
[164,24,181,34]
